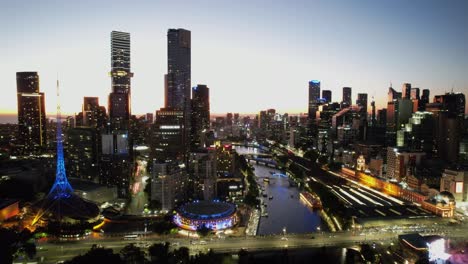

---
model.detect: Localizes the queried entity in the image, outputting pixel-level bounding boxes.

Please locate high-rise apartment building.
[109,31,133,130]
[102,31,133,197]
[16,72,47,153]
[82,97,106,128]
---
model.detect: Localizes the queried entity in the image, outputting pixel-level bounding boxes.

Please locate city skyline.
[2,0,468,123]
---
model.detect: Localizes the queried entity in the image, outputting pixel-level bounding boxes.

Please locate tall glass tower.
[165,28,191,109]
[109,31,133,130]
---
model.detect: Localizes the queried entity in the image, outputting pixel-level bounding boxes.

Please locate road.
[35,225,468,264]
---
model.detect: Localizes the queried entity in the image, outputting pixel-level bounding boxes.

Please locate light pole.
[283,227,287,238]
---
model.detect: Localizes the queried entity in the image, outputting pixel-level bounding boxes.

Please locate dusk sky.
[1,0,467,122]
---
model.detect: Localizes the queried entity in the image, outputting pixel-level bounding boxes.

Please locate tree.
[120,244,146,264]
[172,247,189,264]
[65,245,123,264]
[148,242,170,264]
[196,224,212,237]
[0,228,18,264]
[23,241,36,260]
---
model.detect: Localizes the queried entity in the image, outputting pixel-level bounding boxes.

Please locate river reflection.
[234,146,322,235]
[253,164,322,235]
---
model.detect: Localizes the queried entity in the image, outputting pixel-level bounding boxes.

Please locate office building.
[67,127,99,182]
[410,88,420,100]
[165,28,191,157]
[402,83,411,99]
[165,28,191,109]
[342,87,352,108]
[82,97,106,128]
[440,169,468,203]
[191,85,210,149]
[386,147,425,181]
[427,93,466,163]
[419,89,430,111]
[151,161,187,211]
[308,80,320,120]
[99,130,131,197]
[356,93,368,119]
[189,149,217,200]
[396,111,434,153]
[322,90,332,103]
[16,72,47,153]
[388,86,402,102]
[386,98,413,146]
[152,108,185,162]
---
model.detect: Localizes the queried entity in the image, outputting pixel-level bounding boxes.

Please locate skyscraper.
[356,93,368,115]
[410,88,420,100]
[388,86,402,102]
[152,108,185,162]
[419,89,430,111]
[429,92,466,163]
[102,31,133,197]
[16,72,46,153]
[165,28,191,109]
[322,90,332,103]
[308,80,320,120]
[191,84,210,149]
[402,83,411,99]
[386,98,413,146]
[109,31,132,130]
[342,87,352,108]
[82,97,106,128]
[165,28,191,159]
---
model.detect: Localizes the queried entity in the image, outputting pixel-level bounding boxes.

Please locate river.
[234,146,322,235]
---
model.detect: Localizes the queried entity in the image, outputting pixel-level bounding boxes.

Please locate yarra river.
[234,146,323,235]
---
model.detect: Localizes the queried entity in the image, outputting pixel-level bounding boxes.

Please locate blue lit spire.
[48,79,73,199]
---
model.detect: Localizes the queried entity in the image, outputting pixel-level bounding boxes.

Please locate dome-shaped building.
[173,200,237,231]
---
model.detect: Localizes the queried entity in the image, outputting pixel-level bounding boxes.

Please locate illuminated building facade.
[151,161,187,211]
[109,31,133,130]
[0,199,19,221]
[16,72,47,154]
[152,108,185,162]
[67,127,99,181]
[173,200,237,231]
[99,131,131,197]
[440,169,468,203]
